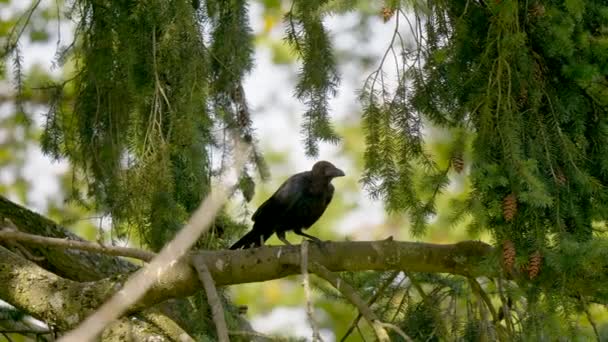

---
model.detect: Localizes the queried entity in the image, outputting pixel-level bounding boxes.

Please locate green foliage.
[285,0,341,156]
[361,1,608,248]
[37,0,267,251]
[3,0,608,339]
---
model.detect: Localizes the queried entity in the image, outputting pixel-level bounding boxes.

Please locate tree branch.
[300,241,323,342]
[0,229,154,262]
[0,197,196,341]
[308,261,390,341]
[193,240,494,286]
[0,245,192,342]
[192,260,229,342]
[340,271,400,342]
[0,196,138,281]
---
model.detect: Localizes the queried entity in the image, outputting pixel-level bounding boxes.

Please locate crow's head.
[311,161,345,179]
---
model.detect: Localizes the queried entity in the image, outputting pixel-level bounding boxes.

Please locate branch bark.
[192,260,229,342]
[0,197,195,341]
[0,229,155,262]
[0,245,191,342]
[0,196,137,281]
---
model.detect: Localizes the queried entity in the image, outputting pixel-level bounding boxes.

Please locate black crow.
[230,161,344,249]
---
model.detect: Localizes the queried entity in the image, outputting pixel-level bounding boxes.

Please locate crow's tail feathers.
[229,228,272,250]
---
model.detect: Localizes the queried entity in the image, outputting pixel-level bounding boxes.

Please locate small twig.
[1,0,42,59]
[496,276,514,334]
[468,277,498,323]
[139,309,195,341]
[229,330,288,341]
[405,272,447,338]
[1,332,15,342]
[193,260,229,342]
[390,282,411,323]
[581,297,600,342]
[356,325,367,342]
[340,271,400,342]
[308,261,390,342]
[301,240,323,342]
[0,229,155,262]
[377,322,413,342]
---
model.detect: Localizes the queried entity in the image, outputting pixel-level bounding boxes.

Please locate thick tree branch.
[0,196,137,280]
[0,235,494,332]
[0,245,192,342]
[193,240,494,286]
[0,197,194,341]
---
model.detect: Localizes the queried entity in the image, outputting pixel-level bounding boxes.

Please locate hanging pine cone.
[381,7,395,22]
[452,153,465,173]
[502,193,517,222]
[555,169,567,186]
[529,3,546,18]
[528,250,542,279]
[517,86,529,108]
[502,240,516,274]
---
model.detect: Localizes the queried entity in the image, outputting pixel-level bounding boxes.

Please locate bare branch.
[301,241,323,342]
[196,240,493,286]
[192,260,229,342]
[0,229,155,262]
[377,322,413,342]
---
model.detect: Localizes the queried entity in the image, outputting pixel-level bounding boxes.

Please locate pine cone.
[502,240,516,274]
[381,7,394,22]
[528,250,542,279]
[529,3,545,18]
[452,153,465,173]
[555,169,567,186]
[503,193,517,222]
[517,86,528,108]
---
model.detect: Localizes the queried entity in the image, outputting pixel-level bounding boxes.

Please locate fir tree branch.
[308,261,390,341]
[340,271,400,342]
[0,245,192,342]
[468,277,498,323]
[1,0,42,59]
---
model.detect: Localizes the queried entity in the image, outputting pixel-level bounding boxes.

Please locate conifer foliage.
[362,0,608,249]
[40,0,266,250]
[3,0,608,340]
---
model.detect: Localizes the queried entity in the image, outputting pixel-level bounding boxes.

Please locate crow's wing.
[252,171,309,224]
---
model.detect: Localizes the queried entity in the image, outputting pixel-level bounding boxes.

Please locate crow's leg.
[293,229,322,243]
[276,230,292,246]
[293,229,328,253]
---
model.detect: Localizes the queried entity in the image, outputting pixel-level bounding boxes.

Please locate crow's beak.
[327,167,345,178]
